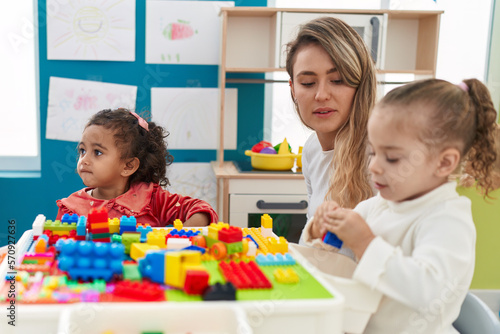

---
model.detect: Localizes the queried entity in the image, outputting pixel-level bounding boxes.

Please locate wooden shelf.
[215,7,443,219]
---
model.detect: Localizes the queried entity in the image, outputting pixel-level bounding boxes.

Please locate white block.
[166,238,192,250]
[32,214,46,236]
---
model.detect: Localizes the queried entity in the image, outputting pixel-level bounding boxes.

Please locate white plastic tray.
[289,244,383,334]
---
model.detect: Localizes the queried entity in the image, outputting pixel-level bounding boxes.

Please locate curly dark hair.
[85,108,174,187]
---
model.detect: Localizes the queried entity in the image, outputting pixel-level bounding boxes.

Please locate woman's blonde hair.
[286,16,376,208]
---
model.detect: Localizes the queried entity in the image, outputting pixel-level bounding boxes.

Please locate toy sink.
[244,150,301,171]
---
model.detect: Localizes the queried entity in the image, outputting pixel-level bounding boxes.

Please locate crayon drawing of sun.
[46,0,135,61]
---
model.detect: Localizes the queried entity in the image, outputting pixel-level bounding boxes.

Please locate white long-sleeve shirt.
[302,182,475,334]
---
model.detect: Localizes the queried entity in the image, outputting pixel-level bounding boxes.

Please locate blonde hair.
[286,16,376,208]
[379,79,498,197]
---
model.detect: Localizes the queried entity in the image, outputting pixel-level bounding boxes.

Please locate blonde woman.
[286,16,377,243]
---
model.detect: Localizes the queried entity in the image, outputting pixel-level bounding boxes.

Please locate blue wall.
[0,0,267,245]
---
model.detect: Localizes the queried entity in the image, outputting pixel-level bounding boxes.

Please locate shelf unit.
[214,7,443,223]
[217,7,443,165]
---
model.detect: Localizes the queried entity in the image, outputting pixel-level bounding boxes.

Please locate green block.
[123,263,142,281]
[44,220,77,231]
[111,234,122,243]
[226,241,243,255]
[92,232,110,240]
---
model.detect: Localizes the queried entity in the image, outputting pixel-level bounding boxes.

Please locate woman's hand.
[324,208,375,259]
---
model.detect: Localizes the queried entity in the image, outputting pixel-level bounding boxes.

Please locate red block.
[184,270,210,295]
[112,280,164,301]
[88,207,109,224]
[218,226,243,243]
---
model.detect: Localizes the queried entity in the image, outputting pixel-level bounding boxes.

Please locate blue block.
[77,216,87,236]
[323,231,343,249]
[61,213,79,224]
[182,245,206,254]
[57,240,124,282]
[244,235,259,249]
[137,225,153,239]
[138,251,166,284]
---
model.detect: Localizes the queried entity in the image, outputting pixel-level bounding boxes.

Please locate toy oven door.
[229,194,308,243]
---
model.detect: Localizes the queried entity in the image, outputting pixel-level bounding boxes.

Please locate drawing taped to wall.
[46,77,137,142]
[145,0,234,65]
[151,87,237,150]
[46,0,136,61]
[166,162,217,211]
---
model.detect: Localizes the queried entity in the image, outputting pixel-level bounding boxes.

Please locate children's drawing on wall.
[145,0,234,65]
[151,87,237,150]
[46,77,137,142]
[46,0,136,61]
[166,163,217,211]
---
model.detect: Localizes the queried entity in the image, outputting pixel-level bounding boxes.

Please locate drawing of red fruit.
[163,20,197,40]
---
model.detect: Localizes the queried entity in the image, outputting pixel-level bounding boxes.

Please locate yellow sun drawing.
[47,0,135,61]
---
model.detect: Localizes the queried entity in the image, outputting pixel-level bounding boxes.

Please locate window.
[0,0,39,172]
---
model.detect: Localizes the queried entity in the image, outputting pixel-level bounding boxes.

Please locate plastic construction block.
[57,240,124,282]
[34,238,48,253]
[121,232,141,254]
[243,235,259,249]
[218,260,272,289]
[225,241,243,255]
[108,218,120,234]
[261,214,273,229]
[137,225,153,240]
[61,213,79,224]
[184,270,209,295]
[323,231,343,249]
[112,280,164,301]
[138,251,167,284]
[173,219,183,230]
[147,230,167,248]
[123,263,142,281]
[218,226,243,244]
[268,236,289,254]
[88,207,109,225]
[168,229,200,238]
[245,240,257,257]
[165,250,202,288]
[242,228,269,254]
[120,216,137,234]
[208,222,230,240]
[32,214,47,237]
[77,216,87,236]
[255,253,296,266]
[44,220,77,232]
[130,243,160,261]
[182,245,206,254]
[203,282,236,301]
[273,268,300,284]
[166,238,192,250]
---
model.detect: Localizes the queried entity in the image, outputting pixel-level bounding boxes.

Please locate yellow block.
[129,243,160,261]
[147,230,166,248]
[108,218,120,234]
[173,219,183,230]
[165,250,202,288]
[261,214,273,228]
[208,222,229,240]
[268,236,288,254]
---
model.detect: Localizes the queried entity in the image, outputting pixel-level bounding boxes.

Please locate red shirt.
[56,182,218,227]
